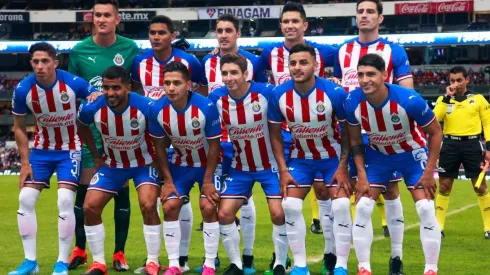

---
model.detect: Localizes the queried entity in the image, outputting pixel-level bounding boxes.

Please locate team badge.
[113,53,124,66]
[446,104,454,114]
[60,92,70,103]
[470,99,475,105]
[252,102,261,113]
[90,173,99,185]
[192,117,200,129]
[130,119,139,129]
[391,113,400,123]
[316,101,326,114]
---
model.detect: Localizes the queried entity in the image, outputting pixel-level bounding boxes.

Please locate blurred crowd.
[0,76,21,94]
[0,147,21,170]
[412,68,488,86]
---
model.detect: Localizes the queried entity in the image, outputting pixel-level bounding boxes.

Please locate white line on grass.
[306,203,478,264]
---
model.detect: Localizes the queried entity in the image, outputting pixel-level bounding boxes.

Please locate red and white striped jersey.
[12,70,95,151]
[78,93,156,168]
[333,37,412,92]
[268,77,347,160]
[149,92,222,168]
[209,82,276,171]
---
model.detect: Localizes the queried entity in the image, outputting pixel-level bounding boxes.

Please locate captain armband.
[351,145,365,157]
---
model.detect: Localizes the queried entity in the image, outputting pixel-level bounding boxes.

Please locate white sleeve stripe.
[12,111,27,116]
[347,121,360,126]
[421,115,436,128]
[77,118,90,126]
[149,133,165,138]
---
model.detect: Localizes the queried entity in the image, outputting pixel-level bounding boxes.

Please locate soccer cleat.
[164,266,182,275]
[202,266,216,275]
[68,246,87,270]
[310,219,322,234]
[383,225,390,237]
[8,259,40,275]
[388,256,404,275]
[82,262,108,275]
[263,253,292,275]
[357,267,371,275]
[272,265,286,275]
[333,267,348,275]
[143,262,160,275]
[289,266,310,275]
[320,253,336,275]
[484,231,490,239]
[194,257,220,273]
[223,264,243,275]
[424,270,437,275]
[243,255,256,275]
[52,261,69,275]
[196,221,204,231]
[179,256,190,273]
[113,250,130,271]
[441,231,445,238]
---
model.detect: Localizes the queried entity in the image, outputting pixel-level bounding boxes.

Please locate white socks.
[220,222,242,269]
[144,224,161,264]
[203,222,220,269]
[318,199,336,255]
[272,224,288,268]
[282,197,307,267]
[164,221,181,268]
[332,197,352,269]
[416,199,441,273]
[240,196,256,256]
[352,197,375,272]
[386,197,404,259]
[179,202,193,258]
[57,188,76,263]
[85,223,106,264]
[17,187,40,261]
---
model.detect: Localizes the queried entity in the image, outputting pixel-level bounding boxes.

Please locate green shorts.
[81,146,105,169]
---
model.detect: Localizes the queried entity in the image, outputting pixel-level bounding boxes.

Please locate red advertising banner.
[395,1,474,15]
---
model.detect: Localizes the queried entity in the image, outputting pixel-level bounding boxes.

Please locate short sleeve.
[77,101,95,125]
[148,104,166,138]
[392,45,412,82]
[260,47,272,71]
[405,93,436,128]
[267,89,283,124]
[128,42,141,68]
[205,103,222,139]
[11,84,27,116]
[188,55,205,85]
[252,57,267,83]
[333,47,342,78]
[319,45,335,67]
[332,85,347,121]
[68,50,78,75]
[131,57,141,83]
[343,93,360,126]
[199,58,209,86]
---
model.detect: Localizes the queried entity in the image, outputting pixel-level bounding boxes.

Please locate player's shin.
[203,221,220,269]
[18,187,41,261]
[416,199,441,273]
[435,191,450,231]
[220,222,242,269]
[282,197,307,267]
[352,197,375,272]
[114,186,131,254]
[164,220,182,268]
[179,202,193,258]
[57,188,76,263]
[318,199,335,255]
[272,223,288,268]
[85,223,106,264]
[74,184,88,250]
[476,191,490,232]
[240,196,256,256]
[143,224,161,265]
[385,196,404,259]
[332,197,352,269]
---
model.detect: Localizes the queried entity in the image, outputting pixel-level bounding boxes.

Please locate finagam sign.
[198,6,281,19]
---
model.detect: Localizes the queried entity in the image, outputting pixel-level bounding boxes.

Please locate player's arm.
[269,122,286,172]
[202,103,222,204]
[130,56,144,94]
[393,45,414,89]
[13,115,33,187]
[422,119,443,174]
[68,50,78,75]
[131,81,143,94]
[152,136,173,186]
[478,96,490,161]
[397,78,414,89]
[77,103,102,161]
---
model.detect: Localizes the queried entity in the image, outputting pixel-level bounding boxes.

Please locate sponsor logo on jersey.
[89,76,103,91]
[113,53,124,66]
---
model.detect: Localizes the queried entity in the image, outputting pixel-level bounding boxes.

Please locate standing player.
[9,42,99,275]
[149,62,222,275]
[261,2,338,274]
[344,53,442,275]
[67,0,141,271]
[268,44,351,275]
[201,14,267,274]
[208,53,289,275]
[77,66,161,275]
[333,0,414,271]
[433,66,490,239]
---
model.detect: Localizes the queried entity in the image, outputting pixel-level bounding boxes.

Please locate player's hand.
[160,181,179,201]
[202,182,220,207]
[19,163,33,190]
[210,47,219,55]
[86,92,103,102]
[328,77,341,85]
[415,171,437,200]
[445,85,457,97]
[93,157,107,171]
[279,171,298,199]
[331,165,350,198]
[355,176,370,204]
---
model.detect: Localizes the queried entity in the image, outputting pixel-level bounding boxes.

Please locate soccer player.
[67,0,141,271]
[201,14,267,274]
[260,3,338,273]
[77,66,161,275]
[344,53,442,275]
[333,0,414,271]
[9,42,99,275]
[268,44,351,275]
[208,53,289,275]
[149,61,222,275]
[433,65,490,239]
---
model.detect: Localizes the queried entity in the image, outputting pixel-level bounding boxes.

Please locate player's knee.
[332,197,351,216]
[83,200,102,219]
[57,189,75,213]
[217,206,236,224]
[139,199,158,217]
[18,187,39,212]
[162,199,181,219]
[415,199,436,221]
[438,179,452,195]
[282,197,303,217]
[355,197,375,223]
[269,207,285,225]
[199,201,216,217]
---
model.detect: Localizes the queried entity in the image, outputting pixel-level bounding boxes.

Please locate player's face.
[102,78,129,109]
[280,12,307,42]
[449,72,469,93]
[93,4,120,35]
[221,63,249,91]
[30,51,59,81]
[289,51,316,83]
[164,71,192,103]
[357,65,387,95]
[216,21,240,51]
[149,23,176,52]
[356,1,383,32]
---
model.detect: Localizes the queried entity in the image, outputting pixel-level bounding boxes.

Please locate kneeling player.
[149,62,222,275]
[77,66,162,275]
[344,53,442,275]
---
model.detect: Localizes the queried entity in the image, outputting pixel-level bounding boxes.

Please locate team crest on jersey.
[252,102,261,113]
[316,101,326,114]
[90,173,99,185]
[470,99,475,105]
[59,92,70,103]
[391,113,400,123]
[446,104,454,114]
[192,117,201,129]
[113,53,124,66]
[130,119,139,129]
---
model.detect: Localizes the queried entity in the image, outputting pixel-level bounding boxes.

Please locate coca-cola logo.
[400,3,429,14]
[343,69,359,87]
[437,1,468,13]
[37,113,75,127]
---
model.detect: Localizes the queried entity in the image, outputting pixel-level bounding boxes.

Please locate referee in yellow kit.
[433,65,490,239]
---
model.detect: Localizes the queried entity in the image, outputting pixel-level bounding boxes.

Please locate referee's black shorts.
[438,135,484,179]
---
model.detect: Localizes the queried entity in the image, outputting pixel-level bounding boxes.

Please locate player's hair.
[163,61,190,81]
[356,0,383,15]
[281,1,307,22]
[217,14,240,32]
[358,53,385,72]
[102,66,130,85]
[220,53,248,73]
[94,0,119,12]
[29,42,57,60]
[150,15,174,33]
[289,43,316,59]
[449,65,468,78]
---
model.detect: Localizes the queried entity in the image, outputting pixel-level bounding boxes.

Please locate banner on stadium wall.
[76,10,156,22]
[197,6,281,19]
[0,12,29,23]
[395,0,474,15]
